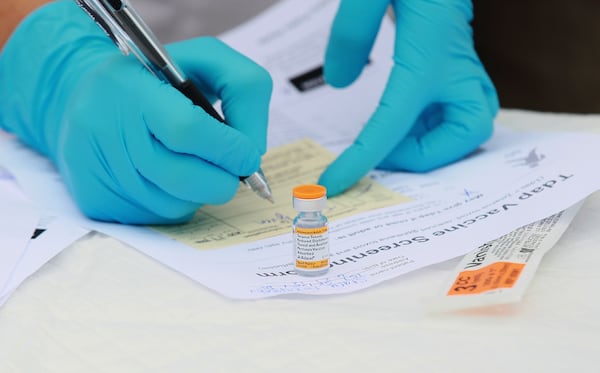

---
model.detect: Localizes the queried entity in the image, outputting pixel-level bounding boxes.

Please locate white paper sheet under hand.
[0,164,90,307]
[0,197,41,296]
[0,214,90,307]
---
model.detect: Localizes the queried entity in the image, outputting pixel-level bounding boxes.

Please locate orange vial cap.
[292,184,326,200]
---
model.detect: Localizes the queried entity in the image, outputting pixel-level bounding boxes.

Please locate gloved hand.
[319,0,499,196]
[0,1,272,224]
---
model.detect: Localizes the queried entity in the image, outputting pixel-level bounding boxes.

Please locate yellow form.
[151,139,411,250]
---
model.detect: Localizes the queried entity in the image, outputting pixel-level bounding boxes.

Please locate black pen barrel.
[177,79,225,123]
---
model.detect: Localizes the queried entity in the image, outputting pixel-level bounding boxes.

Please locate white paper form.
[0,0,599,299]
[218,0,392,152]
[1,126,596,300]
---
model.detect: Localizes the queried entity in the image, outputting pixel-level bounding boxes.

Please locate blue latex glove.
[319,0,499,196]
[0,1,272,224]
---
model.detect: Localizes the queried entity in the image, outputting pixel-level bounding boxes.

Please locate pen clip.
[99,0,187,85]
[74,0,158,77]
[74,0,129,54]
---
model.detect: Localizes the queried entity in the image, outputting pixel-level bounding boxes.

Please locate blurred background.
[134,0,279,41]
[473,0,600,113]
[134,0,600,114]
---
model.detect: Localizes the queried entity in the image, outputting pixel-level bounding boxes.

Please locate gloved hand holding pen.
[0,0,272,224]
[319,0,499,196]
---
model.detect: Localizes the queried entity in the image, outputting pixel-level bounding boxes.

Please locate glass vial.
[292,184,329,276]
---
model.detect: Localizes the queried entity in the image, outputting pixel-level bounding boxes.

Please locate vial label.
[294,226,329,271]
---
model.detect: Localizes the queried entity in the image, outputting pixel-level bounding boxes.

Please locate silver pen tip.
[242,170,274,204]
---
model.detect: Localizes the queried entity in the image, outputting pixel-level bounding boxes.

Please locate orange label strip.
[447,262,526,296]
[295,226,328,234]
[296,259,329,270]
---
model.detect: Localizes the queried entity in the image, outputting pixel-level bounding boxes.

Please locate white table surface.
[1,109,600,372]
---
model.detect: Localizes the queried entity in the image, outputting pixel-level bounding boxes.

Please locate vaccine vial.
[292,184,329,276]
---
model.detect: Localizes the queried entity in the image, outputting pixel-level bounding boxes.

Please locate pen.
[74,0,274,203]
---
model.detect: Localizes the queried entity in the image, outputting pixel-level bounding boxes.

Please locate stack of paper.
[0,162,89,307]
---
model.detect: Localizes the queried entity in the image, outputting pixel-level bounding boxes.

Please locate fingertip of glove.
[318,168,350,198]
[323,60,358,88]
